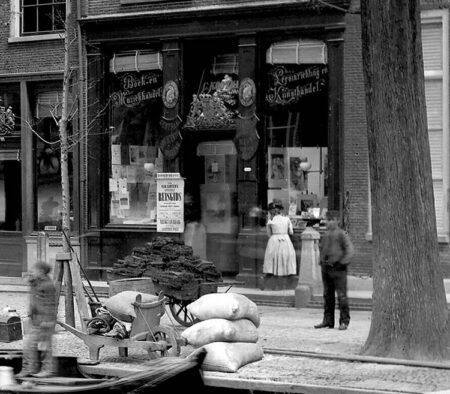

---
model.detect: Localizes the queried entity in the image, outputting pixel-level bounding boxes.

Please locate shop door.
[183,139,239,275]
[197,141,238,274]
[0,151,22,276]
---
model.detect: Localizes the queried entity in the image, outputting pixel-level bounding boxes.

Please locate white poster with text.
[156,173,184,233]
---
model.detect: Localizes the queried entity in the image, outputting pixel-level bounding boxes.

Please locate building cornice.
[79,0,350,24]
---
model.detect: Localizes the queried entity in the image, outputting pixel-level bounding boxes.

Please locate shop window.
[0,153,21,231]
[264,41,328,229]
[108,53,163,225]
[34,90,73,232]
[0,85,22,231]
[0,85,21,136]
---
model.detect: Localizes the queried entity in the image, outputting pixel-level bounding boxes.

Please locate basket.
[108,277,156,297]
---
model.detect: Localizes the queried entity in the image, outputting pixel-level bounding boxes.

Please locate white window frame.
[366,9,449,243]
[8,0,65,43]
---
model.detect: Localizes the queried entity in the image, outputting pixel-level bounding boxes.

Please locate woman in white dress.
[263,202,297,276]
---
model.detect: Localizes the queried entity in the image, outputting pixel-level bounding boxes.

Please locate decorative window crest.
[0,105,15,136]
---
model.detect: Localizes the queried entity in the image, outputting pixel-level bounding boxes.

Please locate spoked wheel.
[168,298,199,327]
[146,325,180,359]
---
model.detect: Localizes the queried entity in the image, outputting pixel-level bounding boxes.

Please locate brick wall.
[342,13,373,276]
[0,2,66,76]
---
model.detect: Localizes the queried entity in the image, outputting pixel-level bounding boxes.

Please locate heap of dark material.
[109,237,222,291]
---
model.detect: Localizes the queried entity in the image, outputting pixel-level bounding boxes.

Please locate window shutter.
[434,181,444,232]
[266,39,327,65]
[36,91,63,118]
[422,10,448,236]
[109,51,163,73]
[422,23,443,70]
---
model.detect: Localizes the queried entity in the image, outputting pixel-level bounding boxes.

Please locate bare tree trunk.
[360,0,449,360]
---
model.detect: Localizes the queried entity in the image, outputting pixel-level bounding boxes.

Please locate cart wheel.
[168,299,199,327]
[146,325,180,359]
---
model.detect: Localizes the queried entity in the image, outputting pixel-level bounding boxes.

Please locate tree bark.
[360,0,449,360]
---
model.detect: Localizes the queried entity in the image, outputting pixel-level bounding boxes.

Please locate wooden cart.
[153,279,242,327]
[58,293,181,361]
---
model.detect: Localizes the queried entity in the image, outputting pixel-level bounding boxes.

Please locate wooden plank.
[70,258,90,331]
[202,375,401,394]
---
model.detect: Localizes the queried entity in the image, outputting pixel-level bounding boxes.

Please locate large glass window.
[21,0,65,36]
[264,40,329,229]
[0,84,22,231]
[108,54,163,225]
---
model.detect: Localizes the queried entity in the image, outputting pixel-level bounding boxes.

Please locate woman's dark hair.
[274,202,284,210]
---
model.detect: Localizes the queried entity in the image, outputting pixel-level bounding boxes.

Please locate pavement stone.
[1,288,450,393]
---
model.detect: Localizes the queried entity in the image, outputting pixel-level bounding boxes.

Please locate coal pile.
[109,237,222,292]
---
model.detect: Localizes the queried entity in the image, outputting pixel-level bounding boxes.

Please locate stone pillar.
[295,227,321,308]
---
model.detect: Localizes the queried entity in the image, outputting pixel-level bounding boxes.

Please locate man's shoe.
[15,371,34,379]
[32,371,55,379]
[338,323,348,330]
[314,322,334,329]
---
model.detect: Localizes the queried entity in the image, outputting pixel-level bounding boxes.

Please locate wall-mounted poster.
[156,173,184,233]
[268,147,288,188]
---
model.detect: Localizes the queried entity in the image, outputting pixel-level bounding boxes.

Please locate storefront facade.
[79,0,349,287]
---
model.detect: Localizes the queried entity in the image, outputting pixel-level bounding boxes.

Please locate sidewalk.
[1,281,450,393]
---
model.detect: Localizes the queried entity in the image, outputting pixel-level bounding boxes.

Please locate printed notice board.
[156,173,184,233]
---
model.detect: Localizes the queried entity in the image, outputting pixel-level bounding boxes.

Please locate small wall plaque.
[239,77,256,107]
[162,80,179,109]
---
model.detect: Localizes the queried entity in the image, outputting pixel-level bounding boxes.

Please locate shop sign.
[239,78,256,107]
[162,80,179,109]
[265,65,328,106]
[234,115,259,161]
[110,72,162,108]
[160,131,182,160]
[156,173,184,233]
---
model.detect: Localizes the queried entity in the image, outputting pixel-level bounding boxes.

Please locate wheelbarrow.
[153,280,244,327]
[58,293,182,361]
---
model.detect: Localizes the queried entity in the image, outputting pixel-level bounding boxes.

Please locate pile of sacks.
[181,293,264,373]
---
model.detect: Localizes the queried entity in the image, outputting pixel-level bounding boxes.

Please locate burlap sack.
[187,293,260,327]
[181,318,258,347]
[104,291,159,322]
[200,342,264,372]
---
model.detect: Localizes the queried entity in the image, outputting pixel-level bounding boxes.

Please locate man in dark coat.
[314,210,354,330]
[16,261,57,378]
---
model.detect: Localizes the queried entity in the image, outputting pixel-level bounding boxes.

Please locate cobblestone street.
[2,291,450,393]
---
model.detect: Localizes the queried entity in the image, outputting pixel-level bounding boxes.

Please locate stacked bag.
[181,293,264,373]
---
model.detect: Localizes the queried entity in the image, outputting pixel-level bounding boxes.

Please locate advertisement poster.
[156,173,184,233]
[268,147,288,188]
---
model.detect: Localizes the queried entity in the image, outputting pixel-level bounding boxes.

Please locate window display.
[264,57,329,228]
[108,69,163,225]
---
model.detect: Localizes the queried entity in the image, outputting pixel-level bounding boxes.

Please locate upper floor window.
[21,0,65,36]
